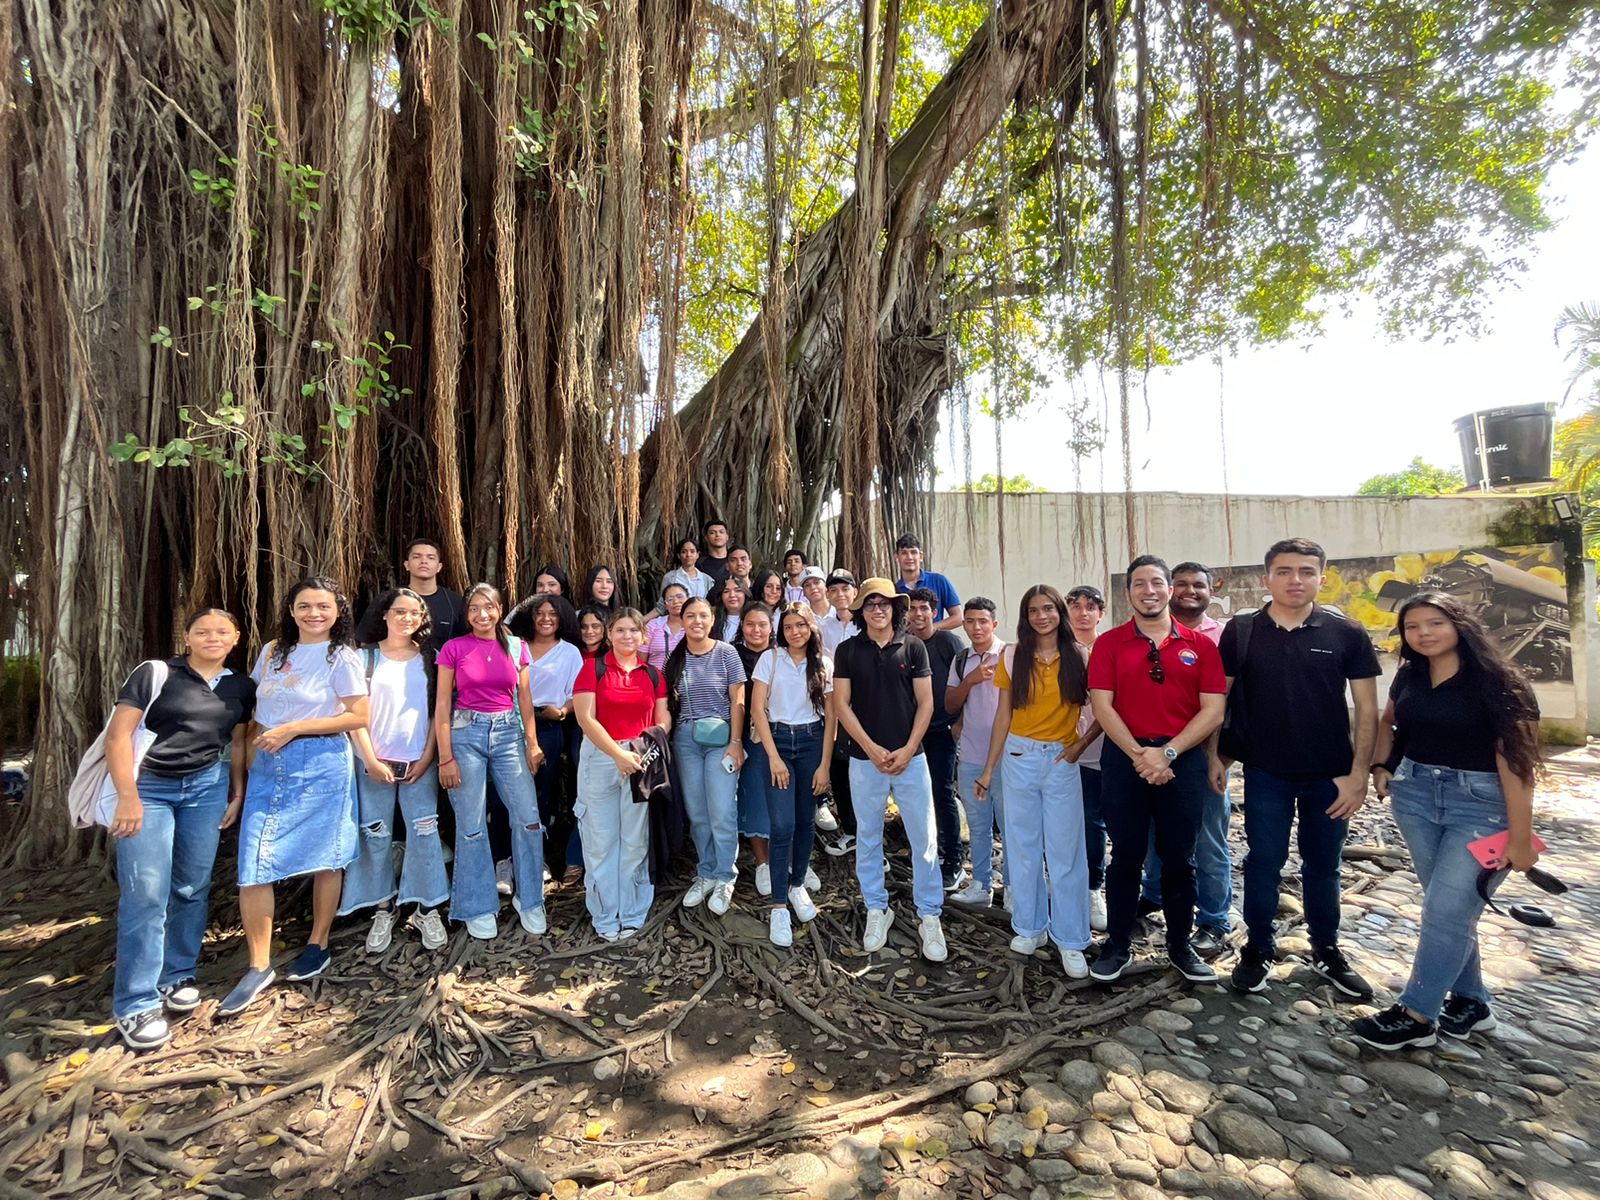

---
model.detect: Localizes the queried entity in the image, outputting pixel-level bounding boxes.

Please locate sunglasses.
[1146,641,1165,684]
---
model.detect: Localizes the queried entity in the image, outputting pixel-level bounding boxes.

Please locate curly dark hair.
[270,576,355,669]
[506,592,581,647]
[1394,590,1541,783]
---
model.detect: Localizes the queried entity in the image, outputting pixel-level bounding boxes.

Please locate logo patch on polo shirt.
[1177,647,1198,666]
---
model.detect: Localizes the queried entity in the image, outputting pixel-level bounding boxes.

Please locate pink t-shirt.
[437,634,530,714]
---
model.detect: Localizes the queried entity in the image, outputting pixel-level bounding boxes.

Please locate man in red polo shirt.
[1087,556,1226,984]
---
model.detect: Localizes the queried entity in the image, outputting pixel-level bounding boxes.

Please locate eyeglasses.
[862,598,894,611]
[1146,641,1165,684]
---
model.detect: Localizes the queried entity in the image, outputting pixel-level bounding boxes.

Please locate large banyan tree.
[1,0,1596,863]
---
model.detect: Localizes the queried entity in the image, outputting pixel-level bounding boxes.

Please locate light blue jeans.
[672,727,740,885]
[447,711,545,923]
[340,764,450,914]
[1389,758,1507,1020]
[576,744,653,937]
[956,758,1005,892]
[113,762,228,1019]
[999,735,1090,950]
[849,755,942,917]
[1140,777,1234,933]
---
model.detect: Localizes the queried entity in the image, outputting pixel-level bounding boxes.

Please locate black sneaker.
[1090,943,1131,983]
[1311,944,1374,1001]
[1191,926,1228,959]
[822,832,856,858]
[1169,943,1217,983]
[1439,995,1496,1039]
[1350,1003,1437,1051]
[1231,944,1272,993]
[285,944,331,982]
[115,1009,171,1051]
[1136,896,1162,920]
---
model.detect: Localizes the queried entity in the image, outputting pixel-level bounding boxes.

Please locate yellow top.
[995,649,1080,746]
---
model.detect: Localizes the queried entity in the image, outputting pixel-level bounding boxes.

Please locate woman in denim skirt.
[341,589,450,954]
[220,578,369,1017]
[1354,591,1541,1051]
[974,585,1094,980]
[433,584,548,941]
[104,609,256,1049]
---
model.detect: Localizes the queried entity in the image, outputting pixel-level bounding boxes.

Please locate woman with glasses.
[645,582,690,672]
[342,589,450,954]
[1351,591,1541,1050]
[974,585,1093,978]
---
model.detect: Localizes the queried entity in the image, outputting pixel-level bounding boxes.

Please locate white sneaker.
[1003,888,1014,913]
[814,804,839,832]
[804,866,821,891]
[788,886,818,923]
[683,878,714,908]
[1010,933,1048,955]
[366,909,395,954]
[769,909,793,947]
[951,882,993,907]
[755,863,771,897]
[494,859,513,896]
[1060,947,1089,978]
[466,914,497,940]
[863,908,894,952]
[1089,888,1108,933]
[415,909,448,950]
[708,881,734,916]
[519,905,547,935]
[919,915,948,963]
[823,832,856,857]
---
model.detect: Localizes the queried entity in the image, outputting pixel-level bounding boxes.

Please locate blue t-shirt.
[895,571,961,621]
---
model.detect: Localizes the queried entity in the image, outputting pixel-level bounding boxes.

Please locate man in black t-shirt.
[701,519,732,588]
[907,587,967,891]
[360,538,466,654]
[833,578,947,963]
[1211,538,1380,1000]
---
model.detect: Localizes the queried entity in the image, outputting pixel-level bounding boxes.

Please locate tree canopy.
[1356,456,1468,497]
[2,0,1598,862]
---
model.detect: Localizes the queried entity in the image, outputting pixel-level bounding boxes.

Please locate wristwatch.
[1162,746,1178,762]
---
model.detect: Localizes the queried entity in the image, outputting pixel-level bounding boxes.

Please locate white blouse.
[751,648,833,726]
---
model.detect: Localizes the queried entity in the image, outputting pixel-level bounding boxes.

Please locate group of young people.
[100,527,1543,1062]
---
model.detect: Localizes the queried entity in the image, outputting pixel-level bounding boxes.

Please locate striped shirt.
[674,640,747,721]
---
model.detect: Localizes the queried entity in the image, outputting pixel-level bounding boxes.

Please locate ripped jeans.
[339,763,450,914]
[447,710,546,923]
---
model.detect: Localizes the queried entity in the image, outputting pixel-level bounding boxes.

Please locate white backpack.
[66,660,171,829]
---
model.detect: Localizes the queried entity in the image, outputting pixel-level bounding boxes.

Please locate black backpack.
[1217,611,1255,762]
[593,655,661,691]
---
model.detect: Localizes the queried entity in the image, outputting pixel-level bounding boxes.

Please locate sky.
[937,148,1600,498]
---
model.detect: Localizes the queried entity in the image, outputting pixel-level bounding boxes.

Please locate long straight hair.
[1011,584,1087,710]
[1395,590,1540,782]
[463,582,512,659]
[777,603,828,717]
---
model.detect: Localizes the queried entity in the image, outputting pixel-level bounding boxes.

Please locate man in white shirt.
[944,597,1006,906]
[816,570,858,843]
[819,570,858,655]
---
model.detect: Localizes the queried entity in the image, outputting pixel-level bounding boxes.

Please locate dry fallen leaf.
[781,1062,797,1076]
[812,1079,834,1093]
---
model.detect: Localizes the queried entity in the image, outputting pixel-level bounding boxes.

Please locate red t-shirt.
[1086,619,1226,740]
[572,652,667,741]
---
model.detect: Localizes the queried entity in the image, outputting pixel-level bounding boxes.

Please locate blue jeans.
[1082,765,1106,890]
[1101,741,1207,953]
[1241,767,1344,953]
[924,727,963,878]
[737,737,771,839]
[956,758,1004,892]
[1000,735,1089,950]
[1139,777,1233,932]
[576,745,653,935]
[113,762,228,1019]
[447,711,545,923]
[672,727,740,884]
[1389,758,1506,1019]
[764,722,824,901]
[849,755,942,917]
[340,764,450,914]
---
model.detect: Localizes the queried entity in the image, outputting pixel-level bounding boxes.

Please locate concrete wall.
[913,490,1595,742]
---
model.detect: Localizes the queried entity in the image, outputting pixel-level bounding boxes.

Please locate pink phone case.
[1466,829,1547,869]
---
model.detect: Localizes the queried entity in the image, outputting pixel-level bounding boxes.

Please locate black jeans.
[923,727,963,878]
[829,744,858,836]
[1102,740,1207,954]
[1081,764,1106,890]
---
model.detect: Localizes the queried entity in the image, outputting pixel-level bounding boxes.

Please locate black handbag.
[1217,611,1254,762]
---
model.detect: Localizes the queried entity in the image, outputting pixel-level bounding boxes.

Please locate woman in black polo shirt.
[104,609,256,1050]
[1353,591,1541,1051]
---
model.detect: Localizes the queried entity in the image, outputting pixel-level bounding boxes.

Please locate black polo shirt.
[833,631,932,759]
[1218,604,1380,779]
[1388,661,1538,774]
[917,630,964,734]
[116,657,257,777]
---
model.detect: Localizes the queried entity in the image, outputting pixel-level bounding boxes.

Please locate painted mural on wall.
[1113,544,1571,683]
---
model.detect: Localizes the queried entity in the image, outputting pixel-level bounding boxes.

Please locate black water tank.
[1453,403,1555,488]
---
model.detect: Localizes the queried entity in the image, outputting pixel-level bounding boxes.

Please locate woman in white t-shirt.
[220,578,369,1018]
[749,603,836,947]
[341,589,449,954]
